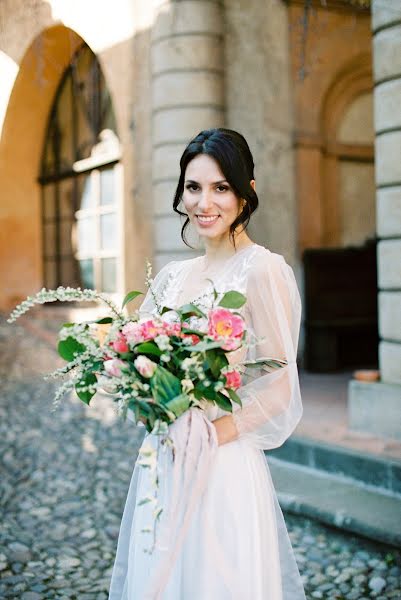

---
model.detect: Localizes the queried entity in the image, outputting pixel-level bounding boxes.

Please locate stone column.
[151,0,225,269]
[348,1,401,441]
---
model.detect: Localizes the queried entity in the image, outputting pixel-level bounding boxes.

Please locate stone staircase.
[266,435,401,548]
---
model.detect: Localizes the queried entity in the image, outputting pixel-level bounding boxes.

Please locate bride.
[109,127,307,599]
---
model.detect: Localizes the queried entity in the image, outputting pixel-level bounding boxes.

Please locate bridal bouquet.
[7,261,287,553]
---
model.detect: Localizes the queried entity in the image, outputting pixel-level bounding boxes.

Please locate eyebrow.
[185,179,228,185]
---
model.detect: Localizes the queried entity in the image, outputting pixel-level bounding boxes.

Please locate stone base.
[348,380,401,441]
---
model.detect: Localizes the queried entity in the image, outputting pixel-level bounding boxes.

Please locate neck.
[202,232,254,265]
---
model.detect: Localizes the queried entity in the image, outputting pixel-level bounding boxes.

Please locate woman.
[109,128,306,599]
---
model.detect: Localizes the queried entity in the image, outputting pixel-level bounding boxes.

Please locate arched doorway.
[303,56,378,371]
[39,43,122,294]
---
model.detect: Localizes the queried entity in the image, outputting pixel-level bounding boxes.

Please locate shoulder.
[248,245,291,281]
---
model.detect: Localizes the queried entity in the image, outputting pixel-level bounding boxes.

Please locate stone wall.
[349,0,401,441]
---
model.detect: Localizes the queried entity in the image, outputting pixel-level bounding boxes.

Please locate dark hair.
[172,127,259,249]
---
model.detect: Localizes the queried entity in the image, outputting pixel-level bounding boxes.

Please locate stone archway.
[320,54,374,247]
[0,25,85,310]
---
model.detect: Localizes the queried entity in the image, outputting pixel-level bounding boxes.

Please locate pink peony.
[112,333,129,354]
[139,319,163,342]
[163,321,182,337]
[208,308,245,351]
[122,321,145,345]
[104,358,126,378]
[224,369,242,390]
[134,355,157,378]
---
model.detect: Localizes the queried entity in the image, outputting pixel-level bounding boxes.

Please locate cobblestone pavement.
[1,317,400,599]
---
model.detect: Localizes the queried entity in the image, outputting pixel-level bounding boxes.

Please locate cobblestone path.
[1,317,400,599]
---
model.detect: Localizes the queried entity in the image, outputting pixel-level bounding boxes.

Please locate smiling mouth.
[196,215,219,223]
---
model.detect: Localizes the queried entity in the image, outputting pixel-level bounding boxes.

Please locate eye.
[216,185,229,192]
[185,183,199,192]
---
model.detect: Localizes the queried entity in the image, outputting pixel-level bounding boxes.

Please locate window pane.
[60,257,79,287]
[45,258,57,288]
[43,222,57,258]
[101,257,116,293]
[79,259,94,289]
[100,168,115,206]
[43,185,55,220]
[57,75,74,172]
[100,212,117,251]
[77,216,96,255]
[60,219,74,257]
[59,178,75,218]
[80,175,94,210]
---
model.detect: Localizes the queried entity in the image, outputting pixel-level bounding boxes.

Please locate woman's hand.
[211,414,239,446]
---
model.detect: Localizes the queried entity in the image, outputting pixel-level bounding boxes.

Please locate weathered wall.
[0,0,154,310]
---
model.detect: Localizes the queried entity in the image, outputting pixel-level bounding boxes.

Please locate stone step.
[267,455,401,548]
[267,435,401,495]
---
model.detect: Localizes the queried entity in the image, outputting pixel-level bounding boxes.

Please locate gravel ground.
[1,314,400,599]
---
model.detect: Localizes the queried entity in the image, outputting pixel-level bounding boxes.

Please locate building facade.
[1,1,398,436]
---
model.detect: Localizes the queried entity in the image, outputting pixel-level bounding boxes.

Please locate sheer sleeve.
[231,251,303,450]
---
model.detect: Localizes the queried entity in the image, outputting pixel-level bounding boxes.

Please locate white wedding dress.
[109,243,307,599]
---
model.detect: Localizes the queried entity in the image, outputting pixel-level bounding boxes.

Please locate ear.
[250,179,256,192]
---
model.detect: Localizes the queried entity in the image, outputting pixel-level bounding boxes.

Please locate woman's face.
[182,154,251,242]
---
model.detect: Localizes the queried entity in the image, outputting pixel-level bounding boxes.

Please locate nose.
[197,190,215,212]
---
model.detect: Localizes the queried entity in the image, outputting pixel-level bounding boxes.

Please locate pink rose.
[104,358,126,378]
[224,369,242,390]
[112,333,129,354]
[208,308,245,351]
[134,355,157,378]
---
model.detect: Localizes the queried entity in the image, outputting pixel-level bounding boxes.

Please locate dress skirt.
[108,407,306,600]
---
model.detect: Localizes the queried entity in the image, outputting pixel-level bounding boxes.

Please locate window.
[39,43,121,294]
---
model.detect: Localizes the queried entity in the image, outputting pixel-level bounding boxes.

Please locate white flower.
[182,379,194,392]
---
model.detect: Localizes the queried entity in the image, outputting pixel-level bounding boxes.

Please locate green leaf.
[134,342,162,357]
[218,291,246,309]
[150,365,182,404]
[226,388,242,407]
[183,340,222,353]
[75,372,97,405]
[243,358,287,369]
[206,349,228,378]
[96,317,113,324]
[58,336,86,362]
[215,391,233,412]
[61,322,75,328]
[164,393,191,418]
[178,304,206,319]
[121,290,143,310]
[160,305,176,315]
